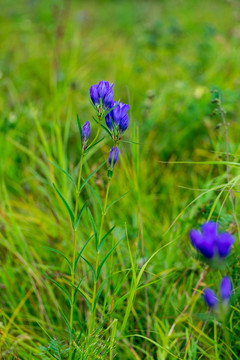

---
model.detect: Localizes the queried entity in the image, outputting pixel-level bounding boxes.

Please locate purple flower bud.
[220,276,232,302]
[189,221,235,260]
[217,232,235,258]
[82,121,91,143]
[90,81,114,110]
[108,146,119,168]
[203,288,218,308]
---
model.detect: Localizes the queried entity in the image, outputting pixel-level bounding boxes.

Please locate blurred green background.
[1,0,240,358]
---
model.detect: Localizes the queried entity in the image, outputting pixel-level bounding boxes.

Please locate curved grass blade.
[58,307,72,343]
[74,201,88,230]
[80,161,106,192]
[48,160,75,185]
[85,137,105,154]
[106,191,129,212]
[87,208,98,249]
[76,114,82,138]
[74,234,94,270]
[41,246,72,272]
[43,273,72,306]
[97,240,122,279]
[81,256,96,281]
[53,183,74,227]
[97,225,116,251]
[85,182,103,211]
[93,280,107,311]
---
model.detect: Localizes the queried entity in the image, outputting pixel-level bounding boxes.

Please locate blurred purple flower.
[82,121,91,144]
[203,288,218,308]
[220,276,232,302]
[189,221,234,259]
[90,81,114,110]
[108,146,119,168]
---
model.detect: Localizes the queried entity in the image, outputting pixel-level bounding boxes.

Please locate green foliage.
[1,0,240,359]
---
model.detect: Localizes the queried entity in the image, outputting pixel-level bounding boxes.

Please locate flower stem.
[88,114,102,148]
[89,176,112,335]
[70,154,84,338]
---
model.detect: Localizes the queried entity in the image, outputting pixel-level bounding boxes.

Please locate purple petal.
[203,288,218,308]
[97,80,108,98]
[201,221,218,236]
[189,229,202,249]
[105,113,113,131]
[119,114,129,133]
[220,276,232,302]
[217,232,235,258]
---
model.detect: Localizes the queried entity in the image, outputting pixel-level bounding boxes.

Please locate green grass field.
[1,0,240,358]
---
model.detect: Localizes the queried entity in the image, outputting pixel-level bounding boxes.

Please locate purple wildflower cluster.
[189,222,234,259]
[89,80,130,170]
[189,221,234,310]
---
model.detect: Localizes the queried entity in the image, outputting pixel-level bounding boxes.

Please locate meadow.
[1,0,240,358]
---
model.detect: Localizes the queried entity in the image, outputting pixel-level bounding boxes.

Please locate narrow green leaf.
[85,182,103,211]
[92,116,112,137]
[74,201,87,230]
[106,191,129,212]
[87,208,98,249]
[41,246,72,272]
[81,256,96,281]
[53,183,74,227]
[58,307,72,342]
[74,234,94,270]
[85,137,105,154]
[43,273,72,306]
[97,240,122,279]
[48,160,75,185]
[73,273,89,300]
[97,225,116,251]
[76,114,82,138]
[93,280,107,311]
[80,161,106,192]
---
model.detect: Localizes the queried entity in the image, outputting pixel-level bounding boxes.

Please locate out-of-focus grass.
[1,0,240,358]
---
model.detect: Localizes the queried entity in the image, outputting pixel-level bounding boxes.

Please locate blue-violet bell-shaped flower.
[90,81,114,110]
[82,121,91,144]
[220,276,232,302]
[189,221,234,259]
[203,288,218,308]
[105,101,130,133]
[108,146,119,168]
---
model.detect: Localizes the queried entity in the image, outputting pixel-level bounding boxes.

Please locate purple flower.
[203,288,218,308]
[220,276,232,302]
[82,121,91,144]
[105,101,130,133]
[90,81,114,110]
[108,146,119,168]
[189,221,234,259]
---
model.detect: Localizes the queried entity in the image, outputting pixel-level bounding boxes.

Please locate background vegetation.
[1,0,240,358]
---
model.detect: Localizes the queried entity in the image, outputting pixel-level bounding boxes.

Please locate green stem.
[69,154,84,338]
[89,177,112,335]
[88,145,117,337]
[88,114,101,148]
